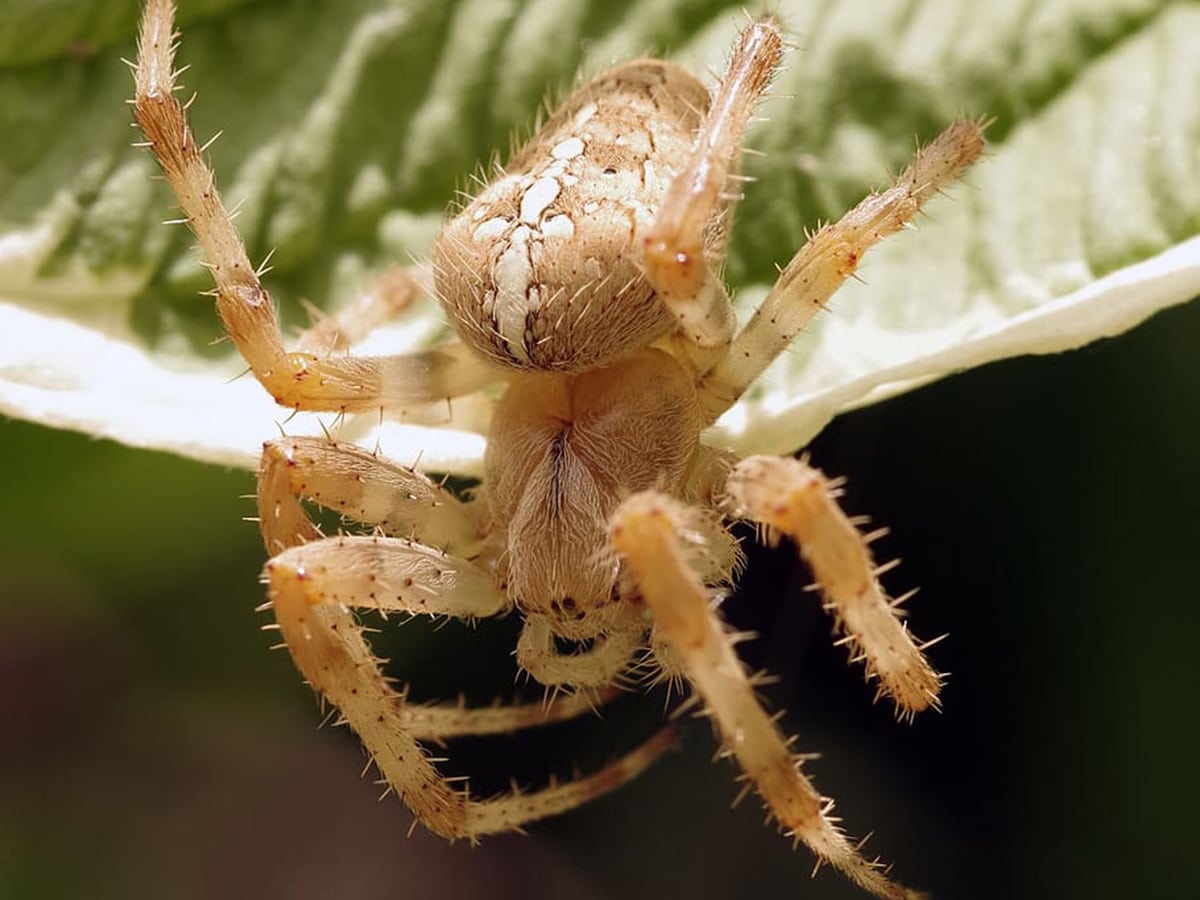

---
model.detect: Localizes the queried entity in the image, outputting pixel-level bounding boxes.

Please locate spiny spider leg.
[258,455,669,838]
[611,492,922,900]
[726,455,943,716]
[699,120,986,421]
[267,555,673,838]
[134,0,500,414]
[259,438,625,736]
[258,437,479,556]
[399,688,621,744]
[641,20,785,357]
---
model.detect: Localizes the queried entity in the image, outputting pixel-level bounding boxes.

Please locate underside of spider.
[133,1,984,897]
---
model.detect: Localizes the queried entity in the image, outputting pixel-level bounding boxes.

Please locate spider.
[133,1,983,897]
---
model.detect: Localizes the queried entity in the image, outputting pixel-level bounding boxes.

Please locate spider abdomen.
[433,60,711,373]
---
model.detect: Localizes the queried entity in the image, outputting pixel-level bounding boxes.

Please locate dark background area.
[2,295,1197,900]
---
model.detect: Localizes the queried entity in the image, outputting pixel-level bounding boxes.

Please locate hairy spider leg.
[257,442,672,838]
[398,688,622,745]
[259,439,625,733]
[266,555,673,838]
[611,492,923,900]
[640,19,786,358]
[726,455,943,717]
[699,120,987,422]
[134,0,500,414]
[259,436,479,555]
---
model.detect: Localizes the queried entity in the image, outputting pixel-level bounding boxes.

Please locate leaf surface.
[2,0,1197,472]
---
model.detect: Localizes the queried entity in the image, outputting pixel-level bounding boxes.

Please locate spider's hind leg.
[698,120,986,421]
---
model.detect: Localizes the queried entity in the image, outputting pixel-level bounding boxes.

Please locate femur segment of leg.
[266,535,506,620]
[725,456,943,717]
[641,20,785,357]
[259,437,480,556]
[698,120,986,421]
[610,492,921,900]
[134,0,501,414]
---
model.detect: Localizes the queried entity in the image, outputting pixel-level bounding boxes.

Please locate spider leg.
[698,120,986,421]
[258,436,479,555]
[297,263,431,355]
[260,438,618,732]
[611,491,922,900]
[516,614,644,688]
[399,688,621,743]
[257,438,663,831]
[726,456,942,717]
[134,0,500,414]
[260,438,645,692]
[640,19,784,361]
[267,557,673,838]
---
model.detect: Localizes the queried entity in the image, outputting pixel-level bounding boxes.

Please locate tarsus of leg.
[725,456,943,717]
[698,120,986,422]
[133,0,499,414]
[611,491,924,900]
[641,19,785,352]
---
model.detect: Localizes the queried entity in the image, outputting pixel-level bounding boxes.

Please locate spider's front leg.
[257,436,480,556]
[257,437,668,836]
[266,551,671,837]
[640,19,785,359]
[726,455,942,717]
[134,0,498,414]
[611,492,922,900]
[636,19,984,420]
[699,120,986,420]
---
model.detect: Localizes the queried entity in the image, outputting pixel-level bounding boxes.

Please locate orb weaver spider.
[133,1,983,896]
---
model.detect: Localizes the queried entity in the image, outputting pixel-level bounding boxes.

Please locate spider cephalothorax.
[134,1,983,896]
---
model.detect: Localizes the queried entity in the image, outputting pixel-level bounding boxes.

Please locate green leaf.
[2,0,1198,474]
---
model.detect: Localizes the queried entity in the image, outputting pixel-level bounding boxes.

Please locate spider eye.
[602,167,617,175]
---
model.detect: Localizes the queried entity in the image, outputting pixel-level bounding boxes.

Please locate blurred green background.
[3,296,1197,900]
